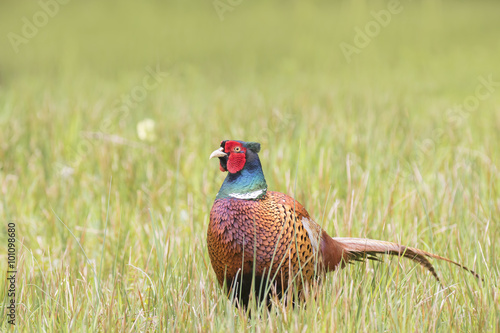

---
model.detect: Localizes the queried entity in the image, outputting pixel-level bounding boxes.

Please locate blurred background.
[0,0,499,330]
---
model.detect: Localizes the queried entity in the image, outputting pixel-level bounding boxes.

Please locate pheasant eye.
[234,146,241,152]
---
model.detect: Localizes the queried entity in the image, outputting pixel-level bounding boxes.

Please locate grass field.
[0,0,499,331]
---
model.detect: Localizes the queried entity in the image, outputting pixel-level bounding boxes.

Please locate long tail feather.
[333,237,481,282]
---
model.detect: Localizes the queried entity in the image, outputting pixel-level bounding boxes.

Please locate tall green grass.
[0,0,499,331]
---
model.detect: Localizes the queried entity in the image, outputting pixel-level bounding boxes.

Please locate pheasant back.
[207,191,321,304]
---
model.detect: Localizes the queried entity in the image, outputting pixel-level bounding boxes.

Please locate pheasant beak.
[209,147,227,160]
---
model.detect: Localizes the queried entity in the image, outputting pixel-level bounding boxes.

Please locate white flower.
[137,118,157,142]
[180,209,189,221]
[60,166,74,178]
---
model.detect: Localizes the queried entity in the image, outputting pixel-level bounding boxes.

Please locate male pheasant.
[207,140,479,307]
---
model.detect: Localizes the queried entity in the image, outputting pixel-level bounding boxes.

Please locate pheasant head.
[209,140,267,200]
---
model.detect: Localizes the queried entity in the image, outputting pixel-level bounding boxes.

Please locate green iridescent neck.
[216,155,267,200]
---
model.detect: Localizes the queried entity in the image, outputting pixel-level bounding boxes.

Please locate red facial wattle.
[227,153,246,173]
[223,141,247,173]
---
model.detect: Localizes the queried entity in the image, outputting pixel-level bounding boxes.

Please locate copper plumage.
[207,140,480,307]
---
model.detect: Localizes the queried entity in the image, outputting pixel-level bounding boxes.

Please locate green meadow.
[0,0,499,331]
